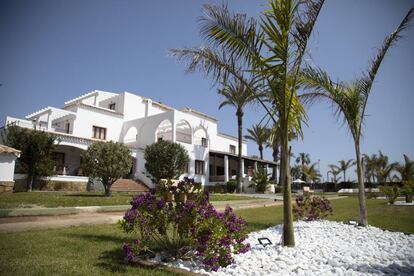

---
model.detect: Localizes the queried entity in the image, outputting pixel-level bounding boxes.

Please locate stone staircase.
[112,178,150,193]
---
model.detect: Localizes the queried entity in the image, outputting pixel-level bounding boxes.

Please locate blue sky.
[1,0,413,181]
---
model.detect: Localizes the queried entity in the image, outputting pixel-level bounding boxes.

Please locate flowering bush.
[293,194,333,221]
[120,191,249,271]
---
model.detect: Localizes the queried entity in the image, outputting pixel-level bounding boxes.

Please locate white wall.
[71,106,124,141]
[0,154,17,182]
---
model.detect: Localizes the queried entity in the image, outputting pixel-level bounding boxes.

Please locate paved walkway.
[0,199,280,233]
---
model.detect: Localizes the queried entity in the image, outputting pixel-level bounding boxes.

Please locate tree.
[363,153,378,183]
[144,140,189,184]
[303,162,321,183]
[328,164,342,183]
[244,124,270,160]
[267,123,280,181]
[338,159,355,182]
[296,152,311,181]
[81,141,132,196]
[395,154,414,182]
[171,0,325,246]
[375,151,397,183]
[218,78,258,193]
[6,126,56,191]
[301,8,414,226]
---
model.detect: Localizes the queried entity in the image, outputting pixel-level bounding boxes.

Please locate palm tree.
[267,123,280,181]
[301,8,414,226]
[171,0,325,246]
[303,162,321,183]
[218,78,258,193]
[328,164,341,183]
[375,151,397,183]
[395,154,414,182]
[338,159,355,182]
[296,152,311,180]
[244,124,270,160]
[363,153,378,183]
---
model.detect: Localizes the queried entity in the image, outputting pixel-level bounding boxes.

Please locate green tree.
[244,124,270,160]
[267,124,280,181]
[171,0,325,246]
[81,141,132,196]
[303,162,321,183]
[218,78,258,193]
[327,164,341,183]
[301,8,413,226]
[375,151,397,183]
[395,154,414,182]
[6,126,56,191]
[337,159,355,182]
[363,153,378,183]
[144,140,189,184]
[296,152,311,181]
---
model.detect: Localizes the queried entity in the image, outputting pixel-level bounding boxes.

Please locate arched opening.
[124,126,138,144]
[194,127,208,147]
[51,145,85,176]
[176,119,192,144]
[155,119,173,142]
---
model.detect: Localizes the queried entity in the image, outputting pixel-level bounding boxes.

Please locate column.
[47,111,52,130]
[266,164,270,179]
[254,161,258,172]
[224,155,229,183]
[241,159,245,177]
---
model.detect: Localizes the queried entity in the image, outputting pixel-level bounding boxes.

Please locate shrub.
[144,141,189,184]
[293,194,333,221]
[226,180,236,193]
[120,191,250,271]
[249,169,269,193]
[380,185,399,204]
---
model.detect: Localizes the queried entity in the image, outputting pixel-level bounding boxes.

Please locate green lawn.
[0,192,255,209]
[0,197,412,275]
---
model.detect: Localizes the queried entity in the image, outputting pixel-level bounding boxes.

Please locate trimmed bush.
[226,180,236,193]
[380,185,399,204]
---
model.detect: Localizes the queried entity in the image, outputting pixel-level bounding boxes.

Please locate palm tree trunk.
[259,145,263,160]
[355,141,368,226]
[281,122,294,247]
[272,148,278,181]
[236,111,243,193]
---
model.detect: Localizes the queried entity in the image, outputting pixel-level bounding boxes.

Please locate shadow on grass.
[63,194,107,198]
[96,247,128,273]
[66,233,126,244]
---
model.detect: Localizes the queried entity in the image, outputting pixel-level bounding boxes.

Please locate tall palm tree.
[301,8,414,226]
[338,159,355,182]
[296,152,311,180]
[244,124,270,160]
[328,164,341,183]
[171,0,325,246]
[218,78,258,193]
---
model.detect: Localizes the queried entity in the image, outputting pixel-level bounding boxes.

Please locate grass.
[0,192,254,209]
[0,197,412,275]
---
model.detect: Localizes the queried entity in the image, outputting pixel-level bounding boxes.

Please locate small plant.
[380,185,399,204]
[249,169,269,193]
[293,194,333,221]
[120,191,249,271]
[226,180,236,193]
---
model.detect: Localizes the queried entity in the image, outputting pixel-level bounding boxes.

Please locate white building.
[1,90,276,189]
[0,144,21,192]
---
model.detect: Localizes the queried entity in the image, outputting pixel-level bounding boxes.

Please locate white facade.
[0,145,21,183]
[1,90,275,188]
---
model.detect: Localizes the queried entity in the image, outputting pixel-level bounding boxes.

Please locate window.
[65,123,70,134]
[201,137,208,147]
[109,103,116,110]
[93,126,106,140]
[195,160,205,175]
[229,145,236,154]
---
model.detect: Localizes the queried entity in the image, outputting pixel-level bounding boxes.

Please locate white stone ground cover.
[171,220,414,275]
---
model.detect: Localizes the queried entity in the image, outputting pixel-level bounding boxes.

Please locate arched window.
[155,119,173,141]
[194,127,208,147]
[123,126,138,143]
[176,120,192,144]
